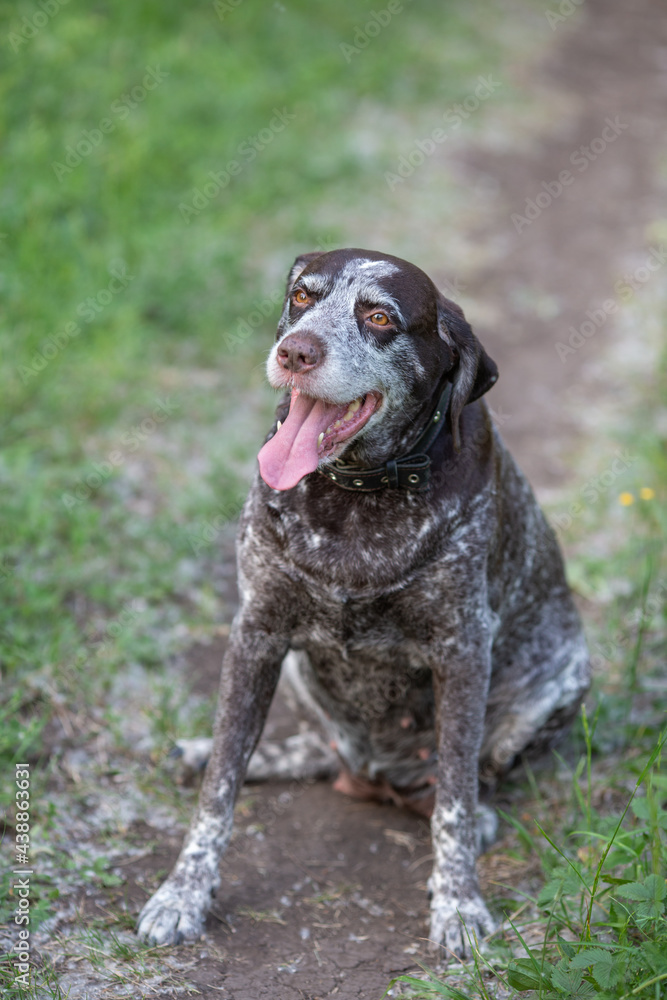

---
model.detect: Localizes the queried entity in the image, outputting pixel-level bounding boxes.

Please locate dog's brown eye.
[293,290,309,305]
[369,312,389,326]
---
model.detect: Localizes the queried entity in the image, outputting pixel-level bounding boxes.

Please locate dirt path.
[458,0,667,494]
[128,4,667,997]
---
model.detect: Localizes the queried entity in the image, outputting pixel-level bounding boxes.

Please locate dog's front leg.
[428,617,495,960]
[137,618,287,945]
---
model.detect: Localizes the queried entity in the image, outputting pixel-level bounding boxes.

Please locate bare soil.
[457,0,667,491]
[90,2,667,996]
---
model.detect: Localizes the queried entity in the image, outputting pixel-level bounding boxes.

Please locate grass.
[2,0,664,996]
[0,1,552,995]
[387,727,666,1000]
[0,0,541,794]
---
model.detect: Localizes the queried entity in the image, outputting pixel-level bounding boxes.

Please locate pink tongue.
[258,390,340,490]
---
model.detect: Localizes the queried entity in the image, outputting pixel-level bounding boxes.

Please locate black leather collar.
[318,382,452,492]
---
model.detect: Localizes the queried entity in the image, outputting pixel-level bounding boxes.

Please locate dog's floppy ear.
[284,251,325,297]
[437,293,498,450]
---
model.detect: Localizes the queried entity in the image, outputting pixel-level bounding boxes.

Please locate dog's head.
[258,248,498,490]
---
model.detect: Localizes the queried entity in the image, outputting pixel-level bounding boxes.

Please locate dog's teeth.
[276,420,282,430]
[342,398,362,421]
[317,432,324,447]
[333,420,342,429]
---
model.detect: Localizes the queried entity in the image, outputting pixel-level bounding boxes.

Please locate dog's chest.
[291,589,433,661]
[260,492,463,717]
[290,589,438,734]
[262,481,453,596]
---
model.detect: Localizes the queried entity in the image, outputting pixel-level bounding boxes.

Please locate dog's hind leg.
[174,731,337,781]
[246,730,338,780]
[247,649,339,779]
[174,650,338,782]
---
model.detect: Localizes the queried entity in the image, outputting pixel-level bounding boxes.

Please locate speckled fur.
[137,249,590,957]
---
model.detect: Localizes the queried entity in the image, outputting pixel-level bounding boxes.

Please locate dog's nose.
[277,333,325,373]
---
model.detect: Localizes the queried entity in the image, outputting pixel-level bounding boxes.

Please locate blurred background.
[1,1,665,995]
[1,0,555,687]
[2,0,664,675]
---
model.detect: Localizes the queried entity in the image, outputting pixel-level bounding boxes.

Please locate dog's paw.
[171,737,213,774]
[136,879,209,946]
[475,803,498,855]
[428,894,495,960]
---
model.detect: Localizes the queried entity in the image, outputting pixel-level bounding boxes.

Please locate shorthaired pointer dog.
[137,248,590,957]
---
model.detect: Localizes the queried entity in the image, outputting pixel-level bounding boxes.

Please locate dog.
[137,248,590,957]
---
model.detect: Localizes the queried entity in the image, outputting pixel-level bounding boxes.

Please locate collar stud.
[318,383,451,493]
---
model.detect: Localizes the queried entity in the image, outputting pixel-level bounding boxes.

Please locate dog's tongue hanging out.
[258,390,340,491]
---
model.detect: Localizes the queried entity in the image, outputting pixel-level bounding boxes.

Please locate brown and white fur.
[137,248,590,958]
